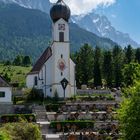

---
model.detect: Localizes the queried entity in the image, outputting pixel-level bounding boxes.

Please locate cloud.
[111,14,117,18]
[50,0,116,15]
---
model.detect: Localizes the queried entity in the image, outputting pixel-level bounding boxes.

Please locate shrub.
[0,122,42,140]
[26,88,44,101]
[1,114,36,123]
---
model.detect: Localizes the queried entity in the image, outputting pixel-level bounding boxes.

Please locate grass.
[0,64,31,87]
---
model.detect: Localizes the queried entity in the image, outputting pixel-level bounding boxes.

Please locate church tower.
[49,0,75,98]
[26,0,76,98]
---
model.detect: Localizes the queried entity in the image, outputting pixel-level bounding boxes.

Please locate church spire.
[57,0,63,2]
[50,0,70,22]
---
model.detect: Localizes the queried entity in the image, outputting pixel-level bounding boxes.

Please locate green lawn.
[0,64,31,87]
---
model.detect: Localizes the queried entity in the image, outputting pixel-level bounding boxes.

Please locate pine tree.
[103,51,113,87]
[13,55,23,66]
[75,44,94,88]
[112,45,123,87]
[22,56,31,66]
[135,48,140,63]
[124,45,134,64]
[93,46,102,87]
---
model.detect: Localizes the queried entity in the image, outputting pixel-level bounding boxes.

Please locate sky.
[50,0,140,44]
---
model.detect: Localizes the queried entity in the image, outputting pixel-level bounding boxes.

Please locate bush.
[0,122,42,140]
[0,131,10,140]
[1,114,36,123]
[26,88,44,101]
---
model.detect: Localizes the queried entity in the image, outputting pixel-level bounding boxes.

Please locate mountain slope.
[72,13,139,47]
[0,3,116,61]
[1,0,138,48]
[0,0,51,13]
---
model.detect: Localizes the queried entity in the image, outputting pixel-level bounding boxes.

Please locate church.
[26,0,76,98]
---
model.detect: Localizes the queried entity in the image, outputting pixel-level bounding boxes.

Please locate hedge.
[50,120,94,131]
[1,114,36,123]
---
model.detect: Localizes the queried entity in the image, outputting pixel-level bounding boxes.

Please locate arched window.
[59,32,64,42]
[34,76,38,86]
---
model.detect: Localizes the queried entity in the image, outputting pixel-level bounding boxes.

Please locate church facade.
[26,0,76,98]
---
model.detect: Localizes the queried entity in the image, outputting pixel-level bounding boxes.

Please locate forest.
[72,44,140,88]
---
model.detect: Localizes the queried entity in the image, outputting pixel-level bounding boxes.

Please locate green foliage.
[124,45,134,64]
[50,120,94,130]
[135,48,140,63]
[0,63,31,87]
[0,3,116,61]
[0,131,11,140]
[75,44,94,87]
[122,63,140,87]
[0,122,42,140]
[26,88,44,101]
[93,46,102,87]
[22,56,31,66]
[13,55,23,66]
[54,90,59,102]
[118,82,140,140]
[103,50,113,87]
[3,73,11,82]
[13,55,32,66]
[112,45,123,87]
[1,114,36,123]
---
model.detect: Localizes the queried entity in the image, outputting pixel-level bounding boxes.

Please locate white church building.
[26,0,76,98]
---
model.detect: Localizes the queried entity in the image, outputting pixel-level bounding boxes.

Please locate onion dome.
[50,0,71,22]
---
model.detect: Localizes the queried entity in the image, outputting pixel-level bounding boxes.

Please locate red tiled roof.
[0,76,11,87]
[30,47,52,73]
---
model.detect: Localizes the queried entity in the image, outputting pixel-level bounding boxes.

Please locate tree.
[124,45,134,64]
[122,63,140,87]
[3,73,11,82]
[103,50,113,87]
[13,55,23,66]
[93,46,102,87]
[112,45,123,87]
[135,48,140,63]
[75,44,94,88]
[0,122,42,140]
[118,82,140,140]
[22,56,32,66]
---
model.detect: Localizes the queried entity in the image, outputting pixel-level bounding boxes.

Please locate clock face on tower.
[58,59,66,71]
[58,24,65,30]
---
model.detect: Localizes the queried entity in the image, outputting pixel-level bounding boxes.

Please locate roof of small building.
[0,76,11,87]
[28,47,52,74]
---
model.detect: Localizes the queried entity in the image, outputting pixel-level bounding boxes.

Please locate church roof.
[29,47,52,74]
[50,0,70,22]
[0,76,11,87]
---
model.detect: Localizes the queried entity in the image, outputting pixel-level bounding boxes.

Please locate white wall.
[70,59,76,96]
[26,74,38,88]
[52,18,69,42]
[0,87,12,103]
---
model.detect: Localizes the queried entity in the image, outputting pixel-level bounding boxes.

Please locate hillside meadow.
[0,64,31,87]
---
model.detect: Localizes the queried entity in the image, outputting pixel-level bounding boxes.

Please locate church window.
[59,32,64,42]
[61,72,63,76]
[50,88,52,92]
[34,76,38,86]
[0,92,5,97]
[61,54,63,58]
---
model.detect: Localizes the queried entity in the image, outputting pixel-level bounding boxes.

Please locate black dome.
[50,0,71,22]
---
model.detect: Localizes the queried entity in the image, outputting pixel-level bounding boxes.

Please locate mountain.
[1,0,138,48]
[0,2,116,61]
[72,12,139,48]
[0,0,51,13]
